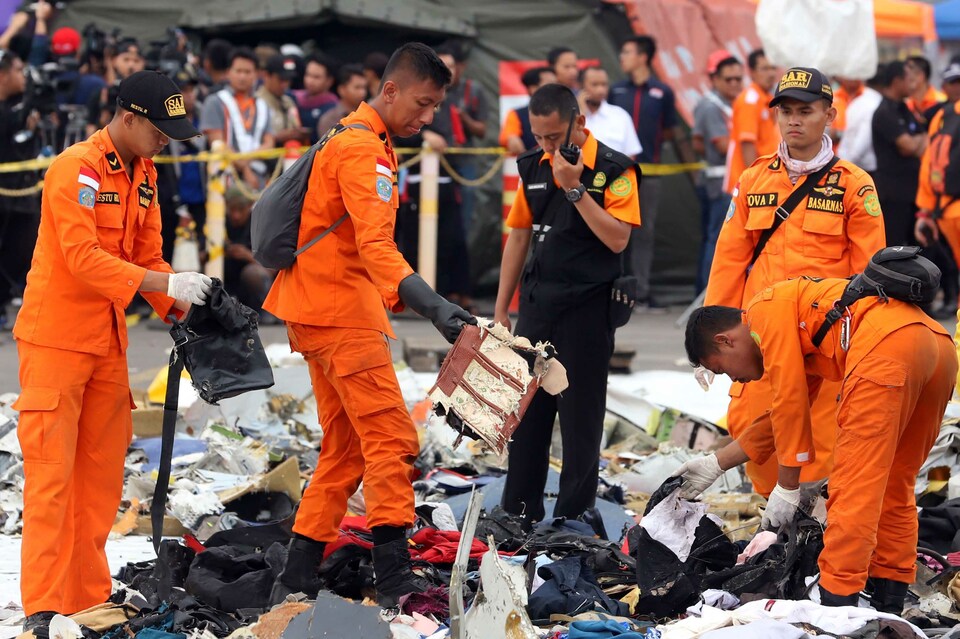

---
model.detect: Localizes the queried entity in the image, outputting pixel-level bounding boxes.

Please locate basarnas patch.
[609,175,632,196]
[864,193,881,217]
[376,175,392,202]
[78,186,96,208]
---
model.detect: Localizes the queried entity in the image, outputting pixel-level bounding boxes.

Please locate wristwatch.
[564,183,586,202]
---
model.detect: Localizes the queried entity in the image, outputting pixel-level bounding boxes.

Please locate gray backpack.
[251,122,370,269]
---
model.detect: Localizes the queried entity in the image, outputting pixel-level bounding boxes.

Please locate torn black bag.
[184,541,286,612]
[169,279,274,405]
[702,514,824,600]
[627,477,739,618]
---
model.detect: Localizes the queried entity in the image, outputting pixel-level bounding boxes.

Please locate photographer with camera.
[0,49,41,330]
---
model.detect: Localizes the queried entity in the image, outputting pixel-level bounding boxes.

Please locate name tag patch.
[746,193,778,208]
[97,192,120,205]
[527,182,548,191]
[138,182,155,208]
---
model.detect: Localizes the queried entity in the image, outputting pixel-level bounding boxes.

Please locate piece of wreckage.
[428,320,568,455]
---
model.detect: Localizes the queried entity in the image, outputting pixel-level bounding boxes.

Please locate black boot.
[269,536,326,604]
[22,611,57,633]
[820,586,859,607]
[870,578,909,615]
[371,538,431,607]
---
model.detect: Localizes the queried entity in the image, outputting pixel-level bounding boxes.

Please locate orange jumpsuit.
[13,128,177,615]
[263,102,419,542]
[723,82,780,194]
[737,277,955,596]
[915,102,960,393]
[706,154,886,494]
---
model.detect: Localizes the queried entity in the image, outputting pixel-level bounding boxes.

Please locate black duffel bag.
[151,281,274,552]
[169,279,274,404]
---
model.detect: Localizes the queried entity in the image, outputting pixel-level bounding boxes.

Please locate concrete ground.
[0,303,955,394]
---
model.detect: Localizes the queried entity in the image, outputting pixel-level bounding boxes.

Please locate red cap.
[51,27,81,56]
[706,49,735,75]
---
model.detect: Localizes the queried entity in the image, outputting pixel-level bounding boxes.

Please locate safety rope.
[0,181,44,197]
[437,153,507,188]
[221,154,285,201]
[398,151,423,170]
[0,147,708,197]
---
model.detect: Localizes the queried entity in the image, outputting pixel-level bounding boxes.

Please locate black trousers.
[0,210,39,310]
[501,289,615,521]
[881,199,917,248]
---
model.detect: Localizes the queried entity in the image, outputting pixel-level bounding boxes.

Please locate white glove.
[167,272,213,306]
[671,454,724,499]
[694,366,715,392]
[761,484,801,529]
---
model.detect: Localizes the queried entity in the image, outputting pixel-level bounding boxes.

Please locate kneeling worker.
[705,66,885,497]
[678,276,956,613]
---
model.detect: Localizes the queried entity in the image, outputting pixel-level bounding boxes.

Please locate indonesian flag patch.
[77,166,100,208]
[375,157,393,177]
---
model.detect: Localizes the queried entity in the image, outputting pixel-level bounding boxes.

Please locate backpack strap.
[749,156,840,268]
[151,332,185,554]
[292,122,371,258]
[811,283,861,348]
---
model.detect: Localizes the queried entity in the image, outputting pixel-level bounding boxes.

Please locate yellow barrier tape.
[0,147,706,182]
[639,161,706,176]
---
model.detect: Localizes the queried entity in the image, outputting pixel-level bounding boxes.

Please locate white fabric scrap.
[658,599,927,638]
[640,487,721,562]
[686,590,741,614]
[169,489,224,529]
[701,618,809,638]
[47,615,83,639]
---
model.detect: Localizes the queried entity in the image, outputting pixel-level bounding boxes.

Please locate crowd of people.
[3,6,958,324]
[0,5,490,323]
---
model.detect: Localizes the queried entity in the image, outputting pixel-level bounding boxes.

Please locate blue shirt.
[609,77,677,164]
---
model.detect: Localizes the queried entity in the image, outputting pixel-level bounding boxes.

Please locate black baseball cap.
[264,54,298,80]
[769,67,834,107]
[116,70,200,140]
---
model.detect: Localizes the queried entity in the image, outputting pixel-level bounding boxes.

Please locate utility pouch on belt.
[610,252,637,329]
[811,246,941,348]
[152,280,274,552]
[429,322,567,456]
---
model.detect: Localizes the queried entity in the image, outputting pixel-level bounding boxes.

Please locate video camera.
[22,58,78,115]
[146,27,190,76]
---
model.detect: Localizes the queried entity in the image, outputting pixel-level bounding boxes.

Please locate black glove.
[398,273,477,343]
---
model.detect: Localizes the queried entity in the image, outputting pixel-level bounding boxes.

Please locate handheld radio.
[558,107,581,165]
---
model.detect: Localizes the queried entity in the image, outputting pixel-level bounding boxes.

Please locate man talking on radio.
[493,83,641,524]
